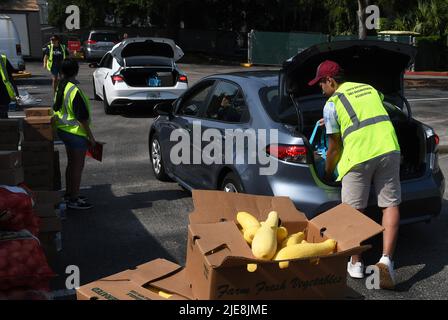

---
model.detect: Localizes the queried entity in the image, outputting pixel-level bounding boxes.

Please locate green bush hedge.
[415,36,448,71]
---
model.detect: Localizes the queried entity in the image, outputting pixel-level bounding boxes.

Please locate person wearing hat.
[309,60,401,290]
[43,35,69,93]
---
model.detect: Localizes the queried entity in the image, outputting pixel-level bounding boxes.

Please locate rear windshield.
[260,86,326,123]
[90,33,119,42]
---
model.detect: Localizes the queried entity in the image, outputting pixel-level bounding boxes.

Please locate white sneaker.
[375,255,396,289]
[347,258,365,279]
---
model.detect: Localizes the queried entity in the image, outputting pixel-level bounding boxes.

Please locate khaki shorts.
[341,152,401,209]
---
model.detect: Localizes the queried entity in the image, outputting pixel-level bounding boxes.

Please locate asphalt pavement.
[13,61,448,300]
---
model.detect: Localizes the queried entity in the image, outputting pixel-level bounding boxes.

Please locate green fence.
[248,31,328,65]
[248,31,415,65]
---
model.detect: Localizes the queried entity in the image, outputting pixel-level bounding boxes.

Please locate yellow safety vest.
[46,44,66,71]
[53,82,91,137]
[328,82,400,181]
[0,54,16,100]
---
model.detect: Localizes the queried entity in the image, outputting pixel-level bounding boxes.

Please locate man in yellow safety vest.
[0,54,19,118]
[309,60,401,290]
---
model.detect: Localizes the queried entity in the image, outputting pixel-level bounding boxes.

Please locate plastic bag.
[0,230,55,293]
[0,186,39,235]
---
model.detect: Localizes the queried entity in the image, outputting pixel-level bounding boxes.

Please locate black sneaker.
[67,198,93,210]
[64,195,88,202]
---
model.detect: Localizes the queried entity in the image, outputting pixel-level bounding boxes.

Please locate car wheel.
[221,172,244,193]
[103,88,116,115]
[92,77,101,101]
[150,134,171,181]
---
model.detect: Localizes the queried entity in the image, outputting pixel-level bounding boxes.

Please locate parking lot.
[16,61,448,300]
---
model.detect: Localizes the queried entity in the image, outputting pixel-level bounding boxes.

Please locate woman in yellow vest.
[309,60,401,290]
[43,35,68,93]
[53,59,96,210]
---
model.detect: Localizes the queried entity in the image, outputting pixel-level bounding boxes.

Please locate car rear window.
[260,86,328,135]
[90,33,119,42]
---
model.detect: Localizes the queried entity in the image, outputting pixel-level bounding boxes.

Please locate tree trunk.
[358,0,368,40]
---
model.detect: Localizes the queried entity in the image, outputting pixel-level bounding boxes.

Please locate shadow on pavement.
[120,108,156,119]
[393,198,448,292]
[52,183,188,290]
[348,198,448,294]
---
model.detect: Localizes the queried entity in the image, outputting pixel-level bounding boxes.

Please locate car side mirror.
[154,101,173,116]
[89,62,99,68]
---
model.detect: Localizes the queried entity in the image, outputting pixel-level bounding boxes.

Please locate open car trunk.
[300,98,427,183]
[277,40,425,183]
[119,56,179,87]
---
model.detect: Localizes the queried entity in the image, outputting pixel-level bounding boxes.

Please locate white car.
[90,38,188,114]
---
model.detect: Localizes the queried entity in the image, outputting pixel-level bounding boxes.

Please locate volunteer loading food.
[309,60,401,290]
[0,54,19,118]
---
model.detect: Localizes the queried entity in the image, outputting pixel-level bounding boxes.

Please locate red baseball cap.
[308,60,341,86]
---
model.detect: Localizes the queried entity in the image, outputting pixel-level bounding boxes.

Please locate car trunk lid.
[279,40,417,102]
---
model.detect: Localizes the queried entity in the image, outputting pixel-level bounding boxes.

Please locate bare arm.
[43,55,48,68]
[79,120,96,146]
[325,133,342,181]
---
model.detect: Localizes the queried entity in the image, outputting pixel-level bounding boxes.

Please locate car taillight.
[266,144,308,163]
[111,75,124,84]
[16,44,21,55]
[178,75,188,83]
[86,40,97,45]
[434,134,440,146]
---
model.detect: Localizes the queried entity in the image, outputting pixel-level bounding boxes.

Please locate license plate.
[147,92,161,99]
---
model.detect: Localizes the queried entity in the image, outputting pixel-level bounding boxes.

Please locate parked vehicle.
[148,40,445,224]
[0,15,25,71]
[83,30,119,61]
[90,37,188,114]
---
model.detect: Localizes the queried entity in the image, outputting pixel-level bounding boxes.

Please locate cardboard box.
[0,167,24,185]
[33,190,62,207]
[39,216,62,233]
[77,259,194,300]
[185,191,384,300]
[0,150,22,169]
[24,164,54,190]
[53,150,61,191]
[21,141,54,166]
[38,231,60,267]
[23,116,54,142]
[25,107,52,118]
[0,119,20,146]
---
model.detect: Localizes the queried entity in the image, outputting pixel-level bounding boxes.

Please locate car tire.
[103,88,116,115]
[150,133,171,182]
[92,77,101,101]
[221,172,244,193]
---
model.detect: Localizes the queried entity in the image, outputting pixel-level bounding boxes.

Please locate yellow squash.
[251,211,279,260]
[280,231,305,248]
[237,211,260,230]
[274,239,337,269]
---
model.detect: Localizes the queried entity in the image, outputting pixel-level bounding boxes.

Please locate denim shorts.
[57,129,88,151]
[50,66,61,77]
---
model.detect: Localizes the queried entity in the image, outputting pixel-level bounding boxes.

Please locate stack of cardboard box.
[33,190,63,267]
[0,119,23,185]
[22,107,61,191]
[77,191,384,300]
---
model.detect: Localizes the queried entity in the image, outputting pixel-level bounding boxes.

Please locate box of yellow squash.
[186,190,384,300]
[76,258,193,300]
